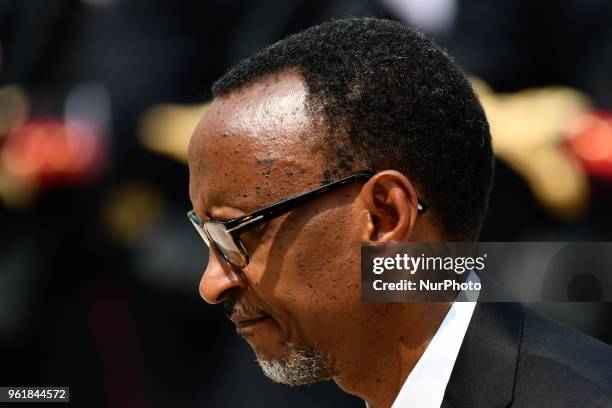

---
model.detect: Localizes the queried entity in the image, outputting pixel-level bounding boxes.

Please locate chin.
[255,342,337,387]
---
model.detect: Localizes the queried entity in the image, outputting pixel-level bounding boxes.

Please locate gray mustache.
[224,299,267,319]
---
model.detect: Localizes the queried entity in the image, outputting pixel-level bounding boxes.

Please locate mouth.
[225,299,276,333]
[226,301,289,359]
[234,315,273,329]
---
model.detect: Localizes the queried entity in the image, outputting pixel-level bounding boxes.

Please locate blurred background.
[1,0,612,407]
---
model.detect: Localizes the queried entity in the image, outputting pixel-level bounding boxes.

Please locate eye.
[245,222,268,239]
[240,222,269,251]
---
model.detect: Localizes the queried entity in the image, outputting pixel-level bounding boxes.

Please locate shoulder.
[444,301,612,408]
[513,305,612,406]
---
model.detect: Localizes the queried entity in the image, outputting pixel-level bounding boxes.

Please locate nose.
[199,246,248,304]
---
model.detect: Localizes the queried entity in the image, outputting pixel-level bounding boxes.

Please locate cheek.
[267,212,364,340]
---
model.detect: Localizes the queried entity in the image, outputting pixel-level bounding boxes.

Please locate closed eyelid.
[209,205,246,222]
[192,202,242,222]
[192,208,211,222]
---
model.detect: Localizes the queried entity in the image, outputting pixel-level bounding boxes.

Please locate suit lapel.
[442,301,524,408]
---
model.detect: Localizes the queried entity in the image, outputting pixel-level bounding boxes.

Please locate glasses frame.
[187,172,427,268]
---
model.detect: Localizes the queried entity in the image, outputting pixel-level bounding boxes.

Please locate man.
[186,17,612,407]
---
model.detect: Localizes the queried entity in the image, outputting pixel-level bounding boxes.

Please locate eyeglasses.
[187,172,427,268]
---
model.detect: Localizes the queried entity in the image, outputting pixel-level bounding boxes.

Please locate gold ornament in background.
[0,85,34,208]
[139,103,209,164]
[472,78,591,219]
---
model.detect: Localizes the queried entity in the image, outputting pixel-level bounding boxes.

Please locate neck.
[332,302,452,408]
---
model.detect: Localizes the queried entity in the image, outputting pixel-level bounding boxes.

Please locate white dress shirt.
[366,271,480,408]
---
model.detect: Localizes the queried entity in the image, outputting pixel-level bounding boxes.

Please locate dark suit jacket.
[441,301,612,407]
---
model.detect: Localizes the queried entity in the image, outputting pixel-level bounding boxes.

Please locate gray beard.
[256,343,337,386]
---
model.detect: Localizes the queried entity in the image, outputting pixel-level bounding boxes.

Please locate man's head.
[187,17,493,389]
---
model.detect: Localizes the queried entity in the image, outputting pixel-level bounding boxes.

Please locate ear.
[359,170,420,242]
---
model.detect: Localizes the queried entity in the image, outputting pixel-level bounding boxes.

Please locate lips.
[226,300,272,329]
[233,315,272,329]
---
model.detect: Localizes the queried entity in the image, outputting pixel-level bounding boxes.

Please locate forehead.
[188,71,324,211]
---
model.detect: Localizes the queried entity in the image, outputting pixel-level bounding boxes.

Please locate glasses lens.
[188,212,211,246]
[204,222,248,267]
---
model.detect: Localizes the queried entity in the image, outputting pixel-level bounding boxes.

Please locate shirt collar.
[365,271,480,408]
